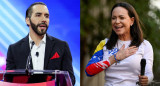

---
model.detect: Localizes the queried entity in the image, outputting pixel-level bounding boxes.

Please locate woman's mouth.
[115,26,123,29]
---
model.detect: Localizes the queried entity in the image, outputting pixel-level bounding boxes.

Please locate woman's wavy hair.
[106,2,143,50]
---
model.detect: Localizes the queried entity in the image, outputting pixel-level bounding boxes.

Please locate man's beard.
[30,19,48,36]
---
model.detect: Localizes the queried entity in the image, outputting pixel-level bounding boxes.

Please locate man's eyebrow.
[45,13,49,15]
[35,12,42,14]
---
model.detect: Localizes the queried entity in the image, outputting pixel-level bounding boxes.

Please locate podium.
[0,70,72,86]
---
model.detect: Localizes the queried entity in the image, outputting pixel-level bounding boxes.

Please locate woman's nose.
[115,19,120,23]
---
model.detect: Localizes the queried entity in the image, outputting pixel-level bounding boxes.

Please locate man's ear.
[26,17,30,26]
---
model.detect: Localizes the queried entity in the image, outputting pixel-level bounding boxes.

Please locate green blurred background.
[81,0,160,86]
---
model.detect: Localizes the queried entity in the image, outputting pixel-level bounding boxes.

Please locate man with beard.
[6,2,75,85]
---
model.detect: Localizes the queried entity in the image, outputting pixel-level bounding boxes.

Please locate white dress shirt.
[103,39,153,86]
[29,34,46,70]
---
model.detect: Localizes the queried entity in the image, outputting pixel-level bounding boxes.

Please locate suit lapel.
[22,35,31,68]
[44,34,55,69]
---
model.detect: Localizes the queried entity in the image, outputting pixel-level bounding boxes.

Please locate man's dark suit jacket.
[6,34,75,85]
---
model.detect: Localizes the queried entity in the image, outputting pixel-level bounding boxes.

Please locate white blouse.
[103,39,153,86]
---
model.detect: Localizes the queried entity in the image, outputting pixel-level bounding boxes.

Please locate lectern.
[0,70,72,86]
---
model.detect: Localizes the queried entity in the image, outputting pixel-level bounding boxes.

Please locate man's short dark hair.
[26,2,47,19]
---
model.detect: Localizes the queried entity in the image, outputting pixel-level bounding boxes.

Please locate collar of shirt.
[29,34,46,48]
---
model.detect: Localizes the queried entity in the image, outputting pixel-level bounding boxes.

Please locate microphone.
[141,59,146,76]
[36,52,39,57]
[136,59,146,85]
[25,41,35,75]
